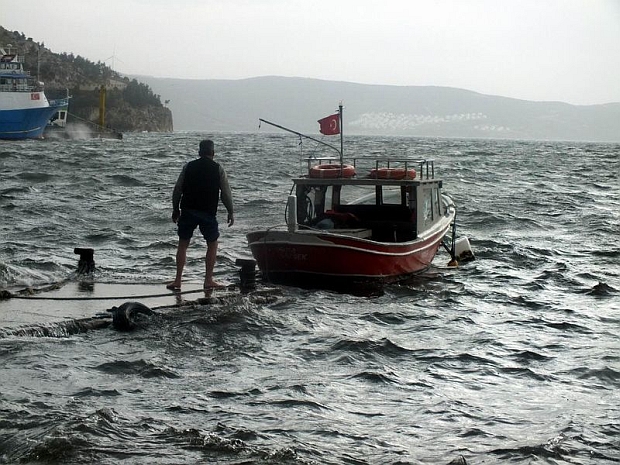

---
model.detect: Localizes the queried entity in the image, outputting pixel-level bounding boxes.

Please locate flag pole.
[339,103,344,166]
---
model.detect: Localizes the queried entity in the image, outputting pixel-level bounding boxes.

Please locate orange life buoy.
[369,167,416,180]
[309,164,356,179]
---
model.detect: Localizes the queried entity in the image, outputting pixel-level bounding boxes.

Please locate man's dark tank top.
[180,157,221,215]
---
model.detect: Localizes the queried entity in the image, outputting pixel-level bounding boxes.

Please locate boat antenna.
[258,118,341,156]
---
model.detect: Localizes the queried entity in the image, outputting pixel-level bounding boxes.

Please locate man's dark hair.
[199,139,214,157]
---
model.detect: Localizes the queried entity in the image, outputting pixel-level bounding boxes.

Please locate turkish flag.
[318,113,340,135]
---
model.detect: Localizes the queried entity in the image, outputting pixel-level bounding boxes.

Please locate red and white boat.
[246,106,471,291]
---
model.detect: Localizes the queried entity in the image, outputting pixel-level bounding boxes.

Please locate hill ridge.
[134,74,620,141]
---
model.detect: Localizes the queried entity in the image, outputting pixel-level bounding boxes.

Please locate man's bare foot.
[204,280,224,289]
[166,281,181,291]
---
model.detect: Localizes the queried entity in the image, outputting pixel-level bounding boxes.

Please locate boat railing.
[303,157,436,180]
[0,53,24,63]
[352,158,435,180]
[0,81,38,92]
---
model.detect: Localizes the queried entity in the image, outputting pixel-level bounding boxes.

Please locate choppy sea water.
[0,133,618,464]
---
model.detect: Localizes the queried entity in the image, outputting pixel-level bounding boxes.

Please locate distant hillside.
[0,26,172,133]
[134,75,620,142]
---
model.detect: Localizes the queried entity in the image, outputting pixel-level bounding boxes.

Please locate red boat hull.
[247,222,451,287]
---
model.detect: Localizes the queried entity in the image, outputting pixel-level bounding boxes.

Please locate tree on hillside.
[123,79,162,107]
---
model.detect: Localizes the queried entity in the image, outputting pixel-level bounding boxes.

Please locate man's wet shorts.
[177,209,220,242]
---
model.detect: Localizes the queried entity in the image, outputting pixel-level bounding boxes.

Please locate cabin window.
[323,185,334,210]
[295,185,314,225]
[382,187,403,205]
[422,188,433,223]
[407,186,416,210]
[330,185,341,208]
[314,186,327,216]
[295,185,330,225]
[339,184,376,206]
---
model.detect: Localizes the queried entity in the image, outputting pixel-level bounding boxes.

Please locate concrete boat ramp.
[0,279,280,337]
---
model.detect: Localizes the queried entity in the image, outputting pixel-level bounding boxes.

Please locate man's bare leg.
[168,238,190,289]
[204,240,222,288]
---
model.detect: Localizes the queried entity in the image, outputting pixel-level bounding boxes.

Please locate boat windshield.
[329,184,371,206]
[344,186,405,206]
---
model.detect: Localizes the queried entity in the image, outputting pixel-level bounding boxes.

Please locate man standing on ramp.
[168,139,234,291]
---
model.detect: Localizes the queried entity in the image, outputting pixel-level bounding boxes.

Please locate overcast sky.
[4,0,620,105]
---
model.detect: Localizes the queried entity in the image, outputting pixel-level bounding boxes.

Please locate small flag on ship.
[318,113,340,135]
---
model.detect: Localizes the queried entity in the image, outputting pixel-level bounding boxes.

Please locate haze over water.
[0,133,618,464]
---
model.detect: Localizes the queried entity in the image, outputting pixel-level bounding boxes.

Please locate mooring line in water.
[0,285,237,301]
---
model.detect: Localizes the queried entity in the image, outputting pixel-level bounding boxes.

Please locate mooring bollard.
[235,258,257,292]
[74,247,95,275]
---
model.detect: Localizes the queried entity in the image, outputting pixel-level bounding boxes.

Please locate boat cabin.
[0,53,39,93]
[292,158,446,243]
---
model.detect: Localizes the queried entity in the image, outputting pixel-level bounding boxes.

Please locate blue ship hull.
[0,105,62,140]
